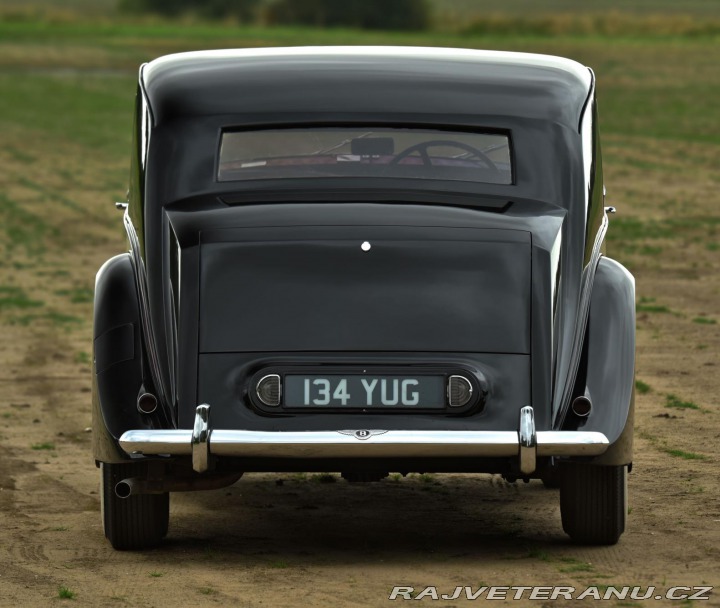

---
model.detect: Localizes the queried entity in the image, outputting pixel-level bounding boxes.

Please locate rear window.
[218,127,512,185]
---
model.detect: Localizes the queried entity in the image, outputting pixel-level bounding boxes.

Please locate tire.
[540,464,561,489]
[560,463,627,545]
[101,462,169,550]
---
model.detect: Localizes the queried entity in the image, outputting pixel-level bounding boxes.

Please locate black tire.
[560,463,627,545]
[101,462,169,550]
[540,465,561,489]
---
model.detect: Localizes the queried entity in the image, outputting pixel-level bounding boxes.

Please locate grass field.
[0,9,719,607]
[4,0,720,17]
[433,0,720,16]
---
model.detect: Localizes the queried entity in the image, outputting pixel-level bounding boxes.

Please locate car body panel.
[94,47,634,481]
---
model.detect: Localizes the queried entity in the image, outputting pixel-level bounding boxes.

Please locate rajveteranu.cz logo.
[388,586,713,601]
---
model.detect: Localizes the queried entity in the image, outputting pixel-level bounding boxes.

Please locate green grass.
[609,218,661,242]
[0,286,44,310]
[46,311,83,325]
[2,0,115,11]
[10,311,83,327]
[0,193,52,255]
[0,72,134,156]
[432,0,720,19]
[31,442,55,450]
[527,548,550,561]
[6,0,720,34]
[74,351,91,364]
[692,316,716,325]
[636,303,671,314]
[608,217,720,246]
[7,0,720,20]
[16,177,89,216]
[635,379,651,394]
[55,287,94,304]
[459,13,720,40]
[641,429,709,461]
[57,586,75,600]
[664,448,706,460]
[665,394,701,411]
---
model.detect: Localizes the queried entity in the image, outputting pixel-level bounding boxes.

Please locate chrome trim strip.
[552,70,605,428]
[553,212,608,428]
[580,69,596,221]
[192,404,211,473]
[138,63,152,168]
[120,429,192,455]
[209,429,519,458]
[536,431,609,456]
[123,210,175,425]
[119,429,608,459]
[518,406,537,474]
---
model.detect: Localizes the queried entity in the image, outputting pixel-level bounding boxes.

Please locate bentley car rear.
[93,48,635,549]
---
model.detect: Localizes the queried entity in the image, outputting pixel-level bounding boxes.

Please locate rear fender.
[570,256,635,465]
[92,254,145,463]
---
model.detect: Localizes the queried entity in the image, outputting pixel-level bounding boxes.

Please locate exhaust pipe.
[571,393,592,417]
[115,473,242,498]
[137,392,158,415]
[114,478,135,498]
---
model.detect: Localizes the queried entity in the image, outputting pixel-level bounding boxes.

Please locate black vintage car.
[93,47,635,550]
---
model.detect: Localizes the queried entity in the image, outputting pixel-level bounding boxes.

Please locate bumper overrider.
[118,405,609,475]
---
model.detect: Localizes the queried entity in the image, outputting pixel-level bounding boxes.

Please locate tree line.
[119,0,432,31]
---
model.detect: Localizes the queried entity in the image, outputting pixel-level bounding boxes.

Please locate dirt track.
[1,93,720,608]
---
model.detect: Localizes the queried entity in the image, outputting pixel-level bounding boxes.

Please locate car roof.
[141,47,593,132]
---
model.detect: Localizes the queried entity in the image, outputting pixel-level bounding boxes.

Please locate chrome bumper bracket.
[518,405,537,475]
[191,404,211,473]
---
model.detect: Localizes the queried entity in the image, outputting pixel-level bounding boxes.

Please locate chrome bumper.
[119,405,609,475]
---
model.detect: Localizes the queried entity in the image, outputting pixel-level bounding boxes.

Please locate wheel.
[101,462,169,550]
[540,464,561,489]
[560,463,627,545]
[390,139,500,174]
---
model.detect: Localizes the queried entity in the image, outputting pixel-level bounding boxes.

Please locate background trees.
[119,0,432,30]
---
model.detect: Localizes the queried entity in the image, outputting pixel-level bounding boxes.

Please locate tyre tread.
[102,463,169,550]
[560,463,626,545]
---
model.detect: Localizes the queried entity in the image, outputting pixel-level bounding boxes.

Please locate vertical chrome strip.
[124,209,175,426]
[580,69,596,223]
[554,211,608,430]
[553,69,607,428]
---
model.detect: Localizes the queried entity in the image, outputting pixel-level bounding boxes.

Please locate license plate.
[284,374,446,409]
